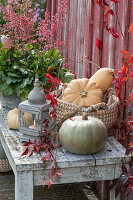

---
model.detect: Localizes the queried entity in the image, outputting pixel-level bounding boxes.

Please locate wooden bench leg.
[15,171,33,200]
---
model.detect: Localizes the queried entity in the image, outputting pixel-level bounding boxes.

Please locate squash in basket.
[62,78,103,107]
[90,68,114,93]
[7,108,33,130]
[59,113,108,154]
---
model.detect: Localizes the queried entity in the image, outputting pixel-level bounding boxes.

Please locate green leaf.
[8,72,19,77]
[20,78,30,88]
[0,82,14,97]
[13,54,17,57]
[13,65,20,70]
[19,68,29,74]
[63,72,75,83]
[6,77,20,85]
[20,92,29,101]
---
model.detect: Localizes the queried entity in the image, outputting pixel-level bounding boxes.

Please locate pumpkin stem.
[109,69,115,76]
[82,112,88,120]
[80,90,88,98]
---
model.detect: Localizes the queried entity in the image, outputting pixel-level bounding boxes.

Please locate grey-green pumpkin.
[59,113,108,154]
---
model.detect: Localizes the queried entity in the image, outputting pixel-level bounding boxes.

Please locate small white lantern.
[19,79,50,142]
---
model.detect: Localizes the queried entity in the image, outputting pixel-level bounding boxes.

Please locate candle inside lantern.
[29,120,36,129]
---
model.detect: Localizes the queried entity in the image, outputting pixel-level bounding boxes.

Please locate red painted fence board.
[49,0,133,78]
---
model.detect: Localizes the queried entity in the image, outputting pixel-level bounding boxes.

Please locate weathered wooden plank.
[107,136,130,163]
[75,0,81,77]
[114,0,130,70]
[47,0,51,12]
[51,0,57,16]
[63,0,70,65]
[60,147,95,167]
[91,2,103,76]
[34,164,121,186]
[70,0,78,73]
[84,0,94,78]
[102,0,116,69]
[15,171,33,200]
[92,140,127,166]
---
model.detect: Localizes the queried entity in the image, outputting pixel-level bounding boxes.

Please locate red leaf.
[56,172,63,176]
[111,0,120,3]
[45,73,53,80]
[120,50,130,55]
[96,38,103,50]
[130,56,133,64]
[121,64,127,75]
[105,9,114,21]
[128,24,133,36]
[112,124,119,129]
[70,117,75,121]
[48,181,51,189]
[54,77,61,85]
[34,147,40,154]
[106,26,119,38]
[23,139,31,146]
[95,0,109,9]
[29,151,33,157]
[20,147,29,157]
[130,71,133,78]
[130,93,133,101]
[41,156,46,161]
[50,137,54,144]
[34,139,37,145]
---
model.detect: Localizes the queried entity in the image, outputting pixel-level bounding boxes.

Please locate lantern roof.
[28,79,46,104]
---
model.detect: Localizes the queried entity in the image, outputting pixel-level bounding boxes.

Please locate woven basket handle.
[56,108,79,126]
[103,88,118,107]
[88,102,108,112]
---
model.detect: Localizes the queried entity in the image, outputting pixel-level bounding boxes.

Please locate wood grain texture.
[50,0,133,77]
[15,171,33,200]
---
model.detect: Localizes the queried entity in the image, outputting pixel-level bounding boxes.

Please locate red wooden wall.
[48,0,133,81]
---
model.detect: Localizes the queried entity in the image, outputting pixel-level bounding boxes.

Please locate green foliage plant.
[0,44,74,100]
[0,0,74,100]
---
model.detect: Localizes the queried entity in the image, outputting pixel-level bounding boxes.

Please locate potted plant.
[0,0,74,109]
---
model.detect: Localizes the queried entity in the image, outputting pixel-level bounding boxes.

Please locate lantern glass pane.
[22,112,37,130]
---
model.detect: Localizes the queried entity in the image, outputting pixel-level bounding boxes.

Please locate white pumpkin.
[59,113,108,154]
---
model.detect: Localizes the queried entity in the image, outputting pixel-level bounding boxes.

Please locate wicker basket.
[0,142,11,172]
[56,88,119,129]
[0,159,11,172]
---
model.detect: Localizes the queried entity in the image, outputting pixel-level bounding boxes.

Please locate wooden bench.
[0,111,131,200]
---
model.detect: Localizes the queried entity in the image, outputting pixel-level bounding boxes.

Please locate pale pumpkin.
[59,113,108,154]
[7,108,33,130]
[62,78,103,107]
[90,68,114,93]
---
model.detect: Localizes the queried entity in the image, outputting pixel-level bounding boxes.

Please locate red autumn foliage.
[105,9,114,21]
[111,0,120,3]
[128,24,133,36]
[106,26,120,38]
[21,73,63,188]
[95,0,120,50]
[96,38,103,50]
